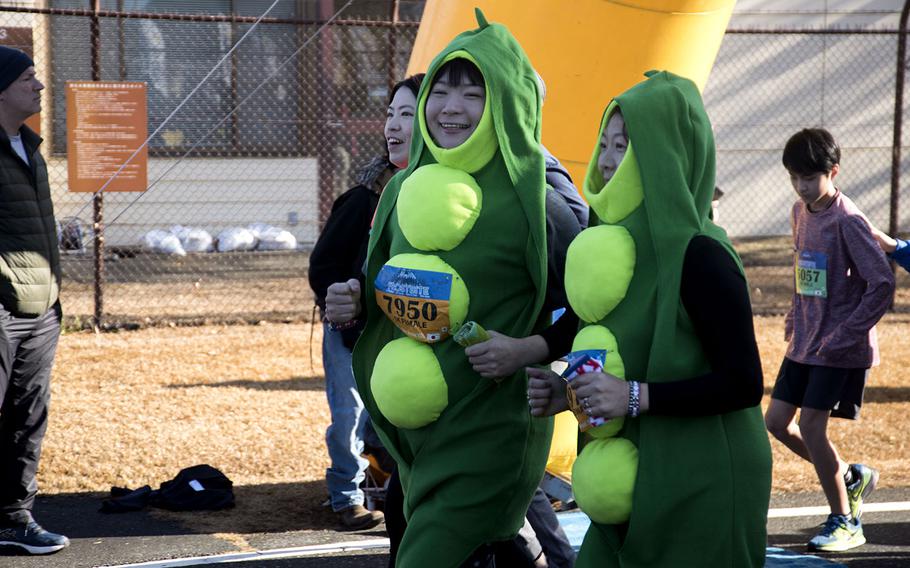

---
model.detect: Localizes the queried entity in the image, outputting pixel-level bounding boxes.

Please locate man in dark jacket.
[0,46,69,555]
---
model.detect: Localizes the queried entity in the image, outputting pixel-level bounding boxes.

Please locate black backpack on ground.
[152,464,235,511]
[100,464,234,513]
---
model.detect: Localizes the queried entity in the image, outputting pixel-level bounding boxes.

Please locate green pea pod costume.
[566,71,772,567]
[352,10,553,567]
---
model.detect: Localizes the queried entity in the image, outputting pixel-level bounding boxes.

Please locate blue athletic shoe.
[0,521,69,555]
[846,463,879,520]
[808,514,865,552]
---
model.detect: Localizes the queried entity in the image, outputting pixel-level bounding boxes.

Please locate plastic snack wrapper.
[563,349,609,432]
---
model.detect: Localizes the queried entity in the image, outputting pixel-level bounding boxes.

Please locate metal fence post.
[90,0,105,331]
[388,0,399,92]
[891,1,910,244]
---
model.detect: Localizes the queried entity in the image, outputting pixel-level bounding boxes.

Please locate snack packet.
[563,349,608,432]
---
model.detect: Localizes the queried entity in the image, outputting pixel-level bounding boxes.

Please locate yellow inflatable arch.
[407,0,734,480]
[407,0,734,184]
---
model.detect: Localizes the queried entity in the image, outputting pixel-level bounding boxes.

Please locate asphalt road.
[2,488,908,568]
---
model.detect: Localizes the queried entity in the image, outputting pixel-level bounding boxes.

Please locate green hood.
[611,69,741,382]
[374,9,547,313]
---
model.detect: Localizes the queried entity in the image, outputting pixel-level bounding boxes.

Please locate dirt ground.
[39,314,910,528]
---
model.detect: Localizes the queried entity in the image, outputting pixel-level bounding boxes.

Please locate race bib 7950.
[374,264,452,343]
[795,250,828,298]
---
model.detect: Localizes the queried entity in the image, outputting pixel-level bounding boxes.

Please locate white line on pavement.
[96,538,391,568]
[768,501,910,518]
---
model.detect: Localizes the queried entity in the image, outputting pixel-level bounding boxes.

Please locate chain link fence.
[705,27,910,313]
[0,0,421,327]
[1,1,908,324]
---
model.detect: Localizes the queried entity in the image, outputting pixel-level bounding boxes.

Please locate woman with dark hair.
[307,73,424,531]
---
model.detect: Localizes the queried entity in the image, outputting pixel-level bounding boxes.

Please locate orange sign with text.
[66,81,148,192]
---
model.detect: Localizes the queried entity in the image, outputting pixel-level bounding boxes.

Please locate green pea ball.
[397,163,483,251]
[572,437,638,524]
[565,225,636,323]
[371,337,448,429]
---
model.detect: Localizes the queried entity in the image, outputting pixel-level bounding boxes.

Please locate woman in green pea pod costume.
[528,70,772,567]
[351,10,553,567]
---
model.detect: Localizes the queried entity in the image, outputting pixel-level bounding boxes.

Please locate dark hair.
[389,73,425,105]
[356,154,395,191]
[431,58,485,89]
[782,128,841,176]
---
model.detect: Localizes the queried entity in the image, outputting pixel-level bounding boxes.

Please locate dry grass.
[43,323,329,492]
[37,314,910,524]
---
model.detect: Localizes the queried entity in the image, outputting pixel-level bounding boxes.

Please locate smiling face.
[424,67,485,150]
[0,66,43,121]
[789,164,838,210]
[597,111,628,184]
[385,86,417,169]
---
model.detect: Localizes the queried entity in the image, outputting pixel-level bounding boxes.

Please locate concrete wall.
[50,156,320,248]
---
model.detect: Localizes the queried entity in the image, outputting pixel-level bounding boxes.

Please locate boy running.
[765,128,894,552]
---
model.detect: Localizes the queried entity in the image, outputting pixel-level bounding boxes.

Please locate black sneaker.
[0,521,69,555]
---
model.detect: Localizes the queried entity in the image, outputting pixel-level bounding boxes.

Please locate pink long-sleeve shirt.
[785,191,895,369]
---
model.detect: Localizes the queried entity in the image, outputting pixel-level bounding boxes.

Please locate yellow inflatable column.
[407,0,735,183]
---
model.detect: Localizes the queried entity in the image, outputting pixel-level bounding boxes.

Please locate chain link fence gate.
[0,1,908,324]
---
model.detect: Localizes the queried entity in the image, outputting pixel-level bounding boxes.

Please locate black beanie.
[0,46,34,93]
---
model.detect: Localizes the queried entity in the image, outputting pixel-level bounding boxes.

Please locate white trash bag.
[171,225,214,253]
[216,227,258,252]
[142,229,186,256]
[248,223,297,251]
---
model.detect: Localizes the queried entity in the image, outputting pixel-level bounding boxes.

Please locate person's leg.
[834,368,879,519]
[764,399,811,462]
[0,304,24,526]
[500,517,543,567]
[322,324,382,528]
[525,487,575,568]
[799,408,849,515]
[385,468,406,568]
[0,305,68,555]
[0,306,59,526]
[460,543,497,568]
[799,364,864,516]
[765,358,813,462]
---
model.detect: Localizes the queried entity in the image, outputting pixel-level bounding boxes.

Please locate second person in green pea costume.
[528,70,773,567]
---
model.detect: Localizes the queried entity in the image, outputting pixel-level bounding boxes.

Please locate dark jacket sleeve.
[539,189,581,360]
[307,185,377,311]
[542,144,589,228]
[647,236,764,416]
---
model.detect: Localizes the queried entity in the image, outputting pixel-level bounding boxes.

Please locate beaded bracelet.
[628,380,641,418]
[328,318,359,331]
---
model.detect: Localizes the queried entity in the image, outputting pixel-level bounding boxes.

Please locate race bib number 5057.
[374,264,453,343]
[795,250,828,298]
